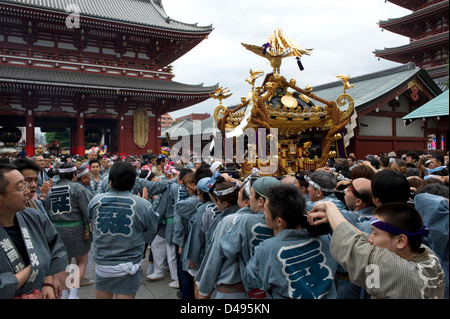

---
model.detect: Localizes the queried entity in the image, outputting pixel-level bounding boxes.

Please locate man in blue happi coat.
[244,184,337,299]
[220,175,279,298]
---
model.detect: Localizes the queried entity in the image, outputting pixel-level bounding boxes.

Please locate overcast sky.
[162,0,411,120]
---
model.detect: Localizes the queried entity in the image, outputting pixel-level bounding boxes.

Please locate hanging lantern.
[84,129,103,148]
[0,127,22,147]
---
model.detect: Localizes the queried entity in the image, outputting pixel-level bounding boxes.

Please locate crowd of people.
[0,147,448,299]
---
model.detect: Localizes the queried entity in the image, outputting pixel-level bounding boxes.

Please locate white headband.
[214,182,240,197]
[305,175,335,193]
[58,166,77,173]
[77,167,90,178]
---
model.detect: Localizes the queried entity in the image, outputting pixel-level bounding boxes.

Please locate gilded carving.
[407,79,423,91]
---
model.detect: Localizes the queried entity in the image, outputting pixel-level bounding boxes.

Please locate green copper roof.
[403,90,449,120]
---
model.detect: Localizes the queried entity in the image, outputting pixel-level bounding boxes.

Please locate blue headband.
[370,217,429,238]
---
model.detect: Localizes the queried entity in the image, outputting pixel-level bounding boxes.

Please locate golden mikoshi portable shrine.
[213,29,355,176]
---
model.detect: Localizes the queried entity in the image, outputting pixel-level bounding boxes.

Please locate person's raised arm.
[308,201,361,235]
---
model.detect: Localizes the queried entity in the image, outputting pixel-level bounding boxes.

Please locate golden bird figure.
[210,86,232,105]
[242,28,312,74]
[336,75,354,92]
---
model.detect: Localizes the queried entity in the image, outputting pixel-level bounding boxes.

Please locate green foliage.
[45,128,70,148]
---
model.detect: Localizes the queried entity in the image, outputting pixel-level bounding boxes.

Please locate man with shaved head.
[342,178,374,224]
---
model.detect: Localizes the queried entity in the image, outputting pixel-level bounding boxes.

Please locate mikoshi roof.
[402,90,449,121]
[0,0,213,33]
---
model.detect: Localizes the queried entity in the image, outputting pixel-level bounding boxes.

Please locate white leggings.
[150,235,178,280]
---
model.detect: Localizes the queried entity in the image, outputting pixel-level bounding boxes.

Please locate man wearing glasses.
[0,164,67,299]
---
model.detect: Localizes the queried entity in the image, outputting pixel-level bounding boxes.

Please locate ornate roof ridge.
[0,0,213,33]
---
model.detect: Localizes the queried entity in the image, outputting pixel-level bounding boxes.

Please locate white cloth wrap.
[95,260,143,278]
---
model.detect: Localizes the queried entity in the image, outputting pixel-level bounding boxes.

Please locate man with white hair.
[80,147,99,169]
[305,170,347,212]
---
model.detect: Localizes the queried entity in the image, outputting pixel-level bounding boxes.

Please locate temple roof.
[403,90,449,121]
[379,0,449,38]
[0,0,213,34]
[160,116,217,139]
[386,0,433,11]
[373,31,449,58]
[279,62,441,114]
[313,63,440,111]
[0,64,217,97]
